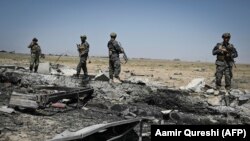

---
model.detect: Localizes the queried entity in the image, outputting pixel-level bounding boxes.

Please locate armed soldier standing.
[108,32,125,83]
[212,33,238,90]
[28,38,41,73]
[76,35,89,79]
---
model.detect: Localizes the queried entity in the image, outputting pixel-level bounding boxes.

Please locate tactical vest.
[217,43,234,62]
[78,42,89,56]
[108,40,120,55]
[30,44,40,55]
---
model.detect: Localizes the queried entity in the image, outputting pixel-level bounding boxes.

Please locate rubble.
[207,96,222,106]
[0,106,14,114]
[111,104,128,112]
[230,89,244,96]
[214,90,220,95]
[9,86,94,109]
[94,71,109,81]
[51,103,66,108]
[161,110,172,115]
[161,110,172,119]
[205,84,216,90]
[50,64,76,76]
[1,67,250,140]
[9,91,39,109]
[180,78,205,92]
[244,90,250,94]
[62,99,70,103]
[121,108,137,118]
[234,89,244,94]
[126,76,165,87]
[49,118,143,141]
[82,107,89,111]
[0,65,16,69]
[239,94,250,101]
[127,76,149,85]
[57,67,76,76]
[206,89,214,94]
[0,73,21,84]
[37,62,51,74]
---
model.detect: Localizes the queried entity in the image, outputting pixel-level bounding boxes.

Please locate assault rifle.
[219,45,237,68]
[77,44,91,63]
[118,42,128,64]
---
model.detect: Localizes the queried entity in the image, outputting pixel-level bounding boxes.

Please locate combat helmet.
[110,32,117,38]
[80,35,87,39]
[222,33,231,38]
[32,38,38,42]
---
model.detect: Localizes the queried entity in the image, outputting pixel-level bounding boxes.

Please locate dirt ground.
[0,52,249,90]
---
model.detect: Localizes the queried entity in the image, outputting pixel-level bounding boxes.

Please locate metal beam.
[49,118,144,141]
[9,86,94,109]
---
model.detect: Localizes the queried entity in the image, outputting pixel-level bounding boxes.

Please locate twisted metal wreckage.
[1,64,250,140]
[0,66,147,141]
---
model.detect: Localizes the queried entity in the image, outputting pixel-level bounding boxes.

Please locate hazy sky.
[0,0,249,63]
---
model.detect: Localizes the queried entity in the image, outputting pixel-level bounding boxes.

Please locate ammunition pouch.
[78,44,87,56]
[78,45,86,51]
[109,50,119,55]
[31,50,40,55]
[225,56,234,62]
[217,55,225,61]
[31,45,40,54]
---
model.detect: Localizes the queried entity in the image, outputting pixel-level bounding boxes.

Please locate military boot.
[34,66,38,73]
[73,74,80,78]
[29,66,33,73]
[216,85,221,90]
[113,76,122,83]
[225,86,231,91]
[83,74,89,81]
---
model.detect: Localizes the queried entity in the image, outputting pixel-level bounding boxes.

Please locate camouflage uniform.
[28,38,41,72]
[212,33,238,90]
[76,35,89,78]
[108,33,123,80]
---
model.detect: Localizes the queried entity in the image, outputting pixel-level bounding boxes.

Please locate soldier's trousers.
[30,54,39,72]
[215,65,233,89]
[109,59,121,79]
[77,57,88,76]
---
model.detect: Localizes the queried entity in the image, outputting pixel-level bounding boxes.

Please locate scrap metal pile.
[1,64,250,141]
[9,86,94,109]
